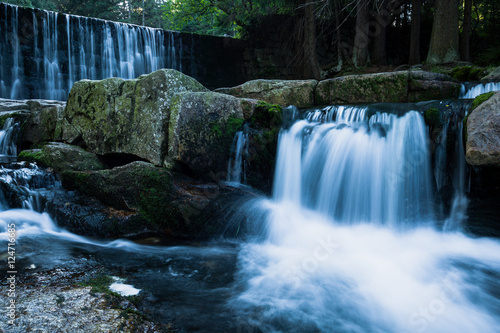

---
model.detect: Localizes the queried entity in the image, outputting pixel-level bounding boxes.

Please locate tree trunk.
[460,0,472,61]
[409,0,421,64]
[353,0,370,67]
[294,0,322,79]
[334,0,343,71]
[372,0,390,65]
[426,0,460,64]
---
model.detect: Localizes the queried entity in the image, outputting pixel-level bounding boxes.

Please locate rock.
[0,262,161,333]
[62,69,208,166]
[22,99,67,144]
[44,188,147,238]
[0,98,68,146]
[481,66,500,81]
[408,71,462,102]
[215,79,318,107]
[59,161,254,238]
[466,91,500,166]
[19,143,106,172]
[0,98,32,132]
[168,92,250,178]
[315,70,460,105]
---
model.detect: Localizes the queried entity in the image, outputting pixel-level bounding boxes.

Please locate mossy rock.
[168,91,247,178]
[215,79,317,108]
[18,143,106,172]
[252,101,283,128]
[463,91,498,143]
[471,91,496,111]
[451,66,486,82]
[63,69,208,166]
[424,107,442,128]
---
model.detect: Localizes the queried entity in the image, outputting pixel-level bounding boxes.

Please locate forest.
[3,0,500,80]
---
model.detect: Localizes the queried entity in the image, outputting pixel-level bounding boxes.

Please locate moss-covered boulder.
[62,69,208,166]
[408,71,462,102]
[315,70,460,105]
[22,100,67,145]
[215,79,318,108]
[466,91,500,167]
[60,161,252,238]
[18,142,106,172]
[168,91,256,178]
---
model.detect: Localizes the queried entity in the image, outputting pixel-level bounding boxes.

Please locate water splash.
[231,104,500,333]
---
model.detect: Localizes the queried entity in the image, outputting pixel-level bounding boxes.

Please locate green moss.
[451,66,486,81]
[137,168,177,229]
[210,116,244,139]
[18,149,48,166]
[252,101,282,128]
[79,274,120,297]
[424,107,442,127]
[471,91,496,111]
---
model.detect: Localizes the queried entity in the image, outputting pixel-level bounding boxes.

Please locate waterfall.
[232,104,500,333]
[0,118,19,159]
[460,82,500,99]
[273,106,434,228]
[0,3,187,101]
[227,131,248,184]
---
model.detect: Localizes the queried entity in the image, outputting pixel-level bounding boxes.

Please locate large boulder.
[466,91,500,167]
[315,70,460,105]
[0,98,68,146]
[481,66,500,81]
[60,161,254,238]
[62,69,208,166]
[215,79,318,107]
[168,91,257,177]
[22,100,67,144]
[0,98,31,124]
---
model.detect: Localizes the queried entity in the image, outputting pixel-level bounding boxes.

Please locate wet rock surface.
[0,257,164,333]
[466,91,500,166]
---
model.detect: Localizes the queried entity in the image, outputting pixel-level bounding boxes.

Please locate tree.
[460,0,472,61]
[372,0,391,65]
[293,0,322,79]
[426,0,460,64]
[353,0,370,67]
[409,0,421,64]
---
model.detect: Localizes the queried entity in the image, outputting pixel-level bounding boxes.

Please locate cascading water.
[273,106,434,227]
[227,130,248,184]
[460,82,500,99]
[0,3,187,101]
[230,104,500,333]
[0,118,19,161]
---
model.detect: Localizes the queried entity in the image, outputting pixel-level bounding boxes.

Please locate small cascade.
[0,3,189,100]
[227,130,248,184]
[460,82,500,99]
[273,105,435,228]
[0,118,20,161]
[0,163,60,213]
